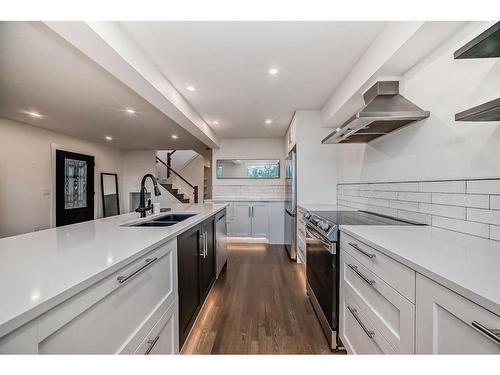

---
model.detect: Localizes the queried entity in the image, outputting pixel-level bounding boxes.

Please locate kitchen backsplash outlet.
[212,184,285,201]
[338,178,500,242]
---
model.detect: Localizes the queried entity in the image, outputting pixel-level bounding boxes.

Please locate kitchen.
[1,2,500,372]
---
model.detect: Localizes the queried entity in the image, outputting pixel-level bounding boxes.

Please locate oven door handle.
[306,227,333,251]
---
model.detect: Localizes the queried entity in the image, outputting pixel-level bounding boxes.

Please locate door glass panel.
[64,158,88,209]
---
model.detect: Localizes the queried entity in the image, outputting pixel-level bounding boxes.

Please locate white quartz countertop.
[340,225,500,316]
[298,203,356,211]
[0,203,227,337]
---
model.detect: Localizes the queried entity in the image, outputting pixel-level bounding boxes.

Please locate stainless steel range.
[304,210,423,351]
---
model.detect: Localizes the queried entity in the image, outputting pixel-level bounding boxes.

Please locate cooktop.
[310,210,423,226]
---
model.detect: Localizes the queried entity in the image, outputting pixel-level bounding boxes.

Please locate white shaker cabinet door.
[251,202,269,238]
[233,202,252,237]
[416,274,500,354]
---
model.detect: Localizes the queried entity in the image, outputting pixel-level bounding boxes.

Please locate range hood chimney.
[322,81,430,144]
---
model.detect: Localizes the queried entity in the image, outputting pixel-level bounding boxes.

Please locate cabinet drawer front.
[135,298,179,355]
[342,250,415,353]
[340,290,396,354]
[416,274,500,354]
[341,233,415,302]
[38,240,177,354]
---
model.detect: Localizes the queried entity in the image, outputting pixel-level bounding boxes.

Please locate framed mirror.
[101,173,120,217]
[216,159,280,179]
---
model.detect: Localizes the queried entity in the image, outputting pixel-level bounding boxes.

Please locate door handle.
[117,257,158,284]
[204,232,208,257]
[199,233,205,257]
[472,321,500,345]
[145,335,160,354]
[347,264,375,287]
[347,305,374,339]
[348,242,376,259]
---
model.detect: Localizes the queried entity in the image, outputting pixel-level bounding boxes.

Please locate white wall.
[212,137,286,186]
[335,22,500,184]
[295,111,338,205]
[0,117,124,238]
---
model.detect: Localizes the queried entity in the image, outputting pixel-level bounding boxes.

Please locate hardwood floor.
[181,242,333,354]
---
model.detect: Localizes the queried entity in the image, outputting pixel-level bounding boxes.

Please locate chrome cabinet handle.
[472,321,500,345]
[145,335,160,354]
[199,233,205,257]
[349,242,376,259]
[204,232,208,257]
[248,206,251,217]
[347,305,374,339]
[117,257,158,284]
[348,264,375,287]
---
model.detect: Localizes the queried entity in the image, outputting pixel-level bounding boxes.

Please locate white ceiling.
[120,21,386,138]
[0,21,207,152]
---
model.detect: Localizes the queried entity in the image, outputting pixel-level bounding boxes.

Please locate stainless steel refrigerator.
[284,148,297,260]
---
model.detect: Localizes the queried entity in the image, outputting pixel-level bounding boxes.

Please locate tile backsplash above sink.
[213,184,285,201]
[338,178,500,241]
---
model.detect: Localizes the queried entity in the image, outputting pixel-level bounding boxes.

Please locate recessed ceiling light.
[24,111,43,118]
[213,121,219,125]
[265,119,272,124]
[187,86,196,91]
[269,68,279,75]
[105,136,113,141]
[172,134,179,139]
[125,108,136,114]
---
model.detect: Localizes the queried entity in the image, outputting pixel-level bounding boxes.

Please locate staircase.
[156,155,199,204]
[159,183,190,203]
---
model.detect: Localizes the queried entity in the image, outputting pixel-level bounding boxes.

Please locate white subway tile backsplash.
[467,208,500,226]
[419,180,466,193]
[389,200,419,211]
[490,225,500,241]
[433,216,490,238]
[432,193,489,208]
[397,210,432,225]
[467,180,500,194]
[419,203,466,219]
[389,182,419,192]
[338,178,500,242]
[398,192,431,203]
[490,196,500,210]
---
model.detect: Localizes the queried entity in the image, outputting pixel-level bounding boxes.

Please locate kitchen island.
[0,203,227,354]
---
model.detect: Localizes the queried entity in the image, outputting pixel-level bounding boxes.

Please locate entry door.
[56,150,95,227]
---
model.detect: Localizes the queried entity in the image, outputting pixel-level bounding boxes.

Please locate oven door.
[306,224,336,330]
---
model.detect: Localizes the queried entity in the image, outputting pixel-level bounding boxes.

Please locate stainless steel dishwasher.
[215,209,228,278]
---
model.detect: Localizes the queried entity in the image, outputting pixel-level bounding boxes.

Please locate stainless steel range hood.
[322,81,430,144]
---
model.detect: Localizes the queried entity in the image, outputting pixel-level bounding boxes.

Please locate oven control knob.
[304,213,311,220]
[319,222,330,231]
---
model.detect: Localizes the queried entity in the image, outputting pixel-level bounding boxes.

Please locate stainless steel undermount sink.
[126,213,198,227]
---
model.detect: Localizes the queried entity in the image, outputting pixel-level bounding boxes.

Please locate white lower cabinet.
[341,289,396,354]
[233,202,252,236]
[0,239,179,354]
[216,201,284,244]
[134,298,179,354]
[416,274,500,354]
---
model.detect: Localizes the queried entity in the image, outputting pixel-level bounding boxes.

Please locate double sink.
[127,213,197,227]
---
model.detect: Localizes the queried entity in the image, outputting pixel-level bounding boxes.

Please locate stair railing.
[156,156,198,203]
